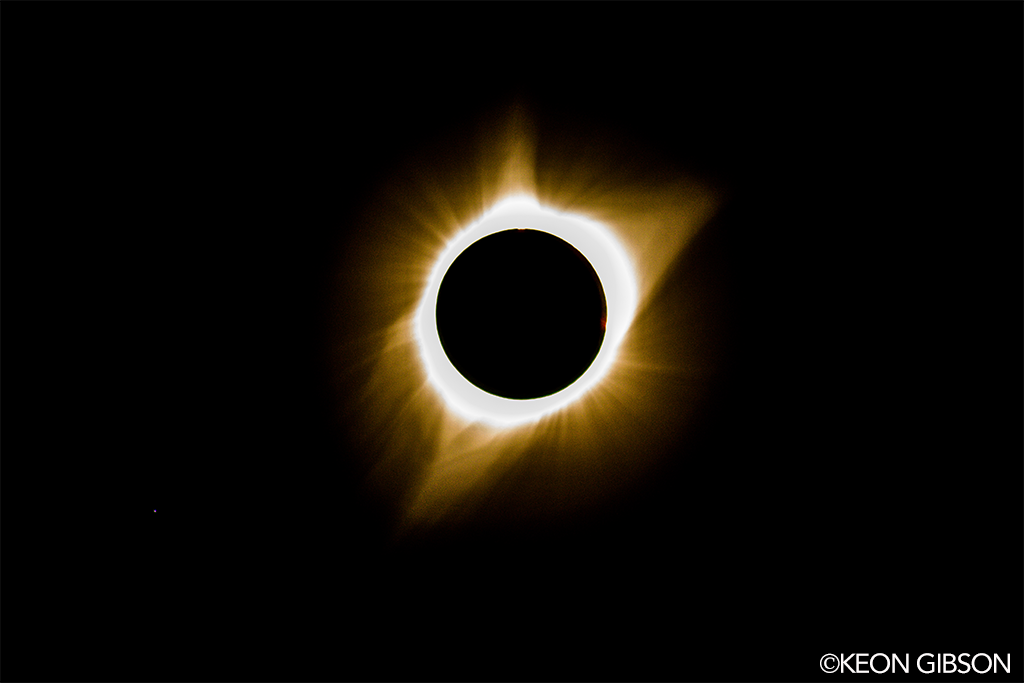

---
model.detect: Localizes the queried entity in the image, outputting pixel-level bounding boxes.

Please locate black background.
[7,3,1022,683]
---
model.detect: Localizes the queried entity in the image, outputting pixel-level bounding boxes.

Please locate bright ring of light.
[414,195,638,427]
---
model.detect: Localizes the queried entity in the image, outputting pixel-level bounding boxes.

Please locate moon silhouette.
[435,229,607,400]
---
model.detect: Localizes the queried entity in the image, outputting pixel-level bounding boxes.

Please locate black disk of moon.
[435,229,607,400]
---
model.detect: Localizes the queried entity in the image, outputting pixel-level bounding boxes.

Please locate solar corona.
[416,196,637,427]
[330,106,723,536]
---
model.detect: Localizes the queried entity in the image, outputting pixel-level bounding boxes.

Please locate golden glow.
[328,103,723,539]
[414,194,637,427]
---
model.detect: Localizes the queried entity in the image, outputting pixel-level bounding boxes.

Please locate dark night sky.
[8,4,1022,682]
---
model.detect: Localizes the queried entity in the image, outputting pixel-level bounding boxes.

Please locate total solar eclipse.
[435,229,607,400]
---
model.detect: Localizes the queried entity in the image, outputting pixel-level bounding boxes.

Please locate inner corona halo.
[415,195,638,427]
